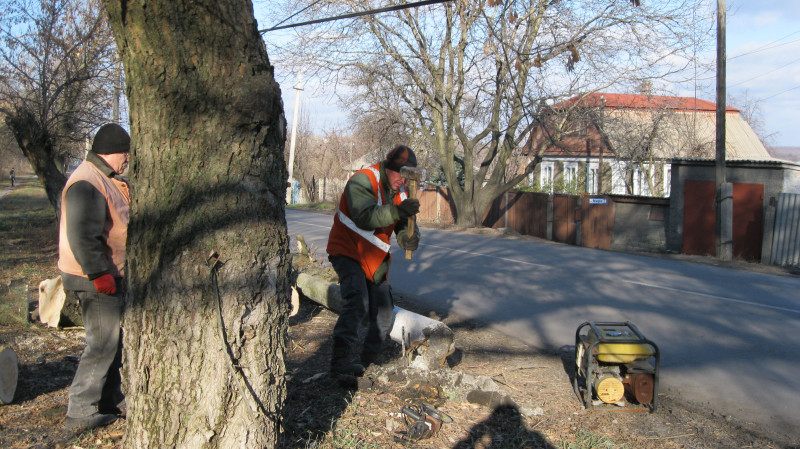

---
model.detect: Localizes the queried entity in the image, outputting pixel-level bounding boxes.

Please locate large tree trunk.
[104,1,290,447]
[4,110,68,215]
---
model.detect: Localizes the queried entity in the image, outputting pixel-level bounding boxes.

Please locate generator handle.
[581,320,648,343]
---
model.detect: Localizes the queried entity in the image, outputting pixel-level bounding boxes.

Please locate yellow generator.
[573,321,660,412]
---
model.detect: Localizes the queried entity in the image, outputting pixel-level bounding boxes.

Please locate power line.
[729,55,800,87]
[729,33,800,60]
[268,0,324,31]
[760,85,800,101]
[260,0,453,33]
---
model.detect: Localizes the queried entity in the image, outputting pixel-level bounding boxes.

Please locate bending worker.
[326,145,421,376]
[59,124,130,430]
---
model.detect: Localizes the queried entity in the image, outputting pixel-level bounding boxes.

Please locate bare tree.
[0,0,117,213]
[103,0,289,447]
[264,0,710,226]
[728,90,777,149]
[291,126,314,203]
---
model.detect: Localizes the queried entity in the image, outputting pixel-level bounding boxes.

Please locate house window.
[586,163,599,194]
[611,160,627,195]
[632,165,652,196]
[540,162,554,193]
[564,162,578,190]
[663,164,672,197]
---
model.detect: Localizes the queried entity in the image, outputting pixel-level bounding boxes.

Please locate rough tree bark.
[103,1,289,447]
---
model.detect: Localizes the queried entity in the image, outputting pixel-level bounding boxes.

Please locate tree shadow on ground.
[451,404,556,449]
[15,358,77,401]
[278,300,358,448]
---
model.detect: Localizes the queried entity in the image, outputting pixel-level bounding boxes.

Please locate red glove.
[93,274,117,294]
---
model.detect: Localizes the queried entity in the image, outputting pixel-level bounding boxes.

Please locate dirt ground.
[0,196,797,448]
[0,288,796,448]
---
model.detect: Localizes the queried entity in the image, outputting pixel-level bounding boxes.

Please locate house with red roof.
[523,92,772,197]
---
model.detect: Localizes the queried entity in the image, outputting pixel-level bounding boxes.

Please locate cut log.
[38,276,66,328]
[295,273,455,370]
[36,276,82,328]
[295,273,344,311]
[290,286,300,317]
[0,346,18,405]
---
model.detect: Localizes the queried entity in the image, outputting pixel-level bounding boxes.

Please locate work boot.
[330,338,365,377]
[99,398,126,417]
[65,412,117,430]
[360,351,380,369]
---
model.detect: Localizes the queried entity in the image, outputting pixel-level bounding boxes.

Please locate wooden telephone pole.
[716,0,733,260]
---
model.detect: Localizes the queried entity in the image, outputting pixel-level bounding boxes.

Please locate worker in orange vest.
[326,145,421,376]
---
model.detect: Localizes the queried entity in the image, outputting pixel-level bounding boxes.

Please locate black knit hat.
[92,124,130,154]
[385,145,417,172]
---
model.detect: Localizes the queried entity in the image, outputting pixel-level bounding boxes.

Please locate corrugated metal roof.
[644,110,772,160]
[671,157,800,168]
[536,105,772,161]
[554,92,739,113]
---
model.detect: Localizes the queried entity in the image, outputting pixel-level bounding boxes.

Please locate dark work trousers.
[67,289,124,418]
[330,256,394,357]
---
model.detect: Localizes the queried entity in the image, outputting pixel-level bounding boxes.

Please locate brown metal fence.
[482,191,549,239]
[415,186,663,252]
[417,186,456,224]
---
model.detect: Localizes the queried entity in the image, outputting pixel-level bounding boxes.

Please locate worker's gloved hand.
[93,274,117,295]
[402,233,420,251]
[397,198,420,220]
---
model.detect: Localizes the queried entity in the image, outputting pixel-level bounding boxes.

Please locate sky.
[262,1,800,148]
[724,0,800,147]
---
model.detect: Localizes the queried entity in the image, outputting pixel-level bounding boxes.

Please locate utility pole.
[287,72,303,204]
[716,0,733,260]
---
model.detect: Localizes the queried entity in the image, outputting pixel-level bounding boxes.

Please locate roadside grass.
[287,202,336,212]
[0,182,59,326]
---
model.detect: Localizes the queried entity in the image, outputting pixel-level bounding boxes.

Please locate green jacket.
[342,161,420,282]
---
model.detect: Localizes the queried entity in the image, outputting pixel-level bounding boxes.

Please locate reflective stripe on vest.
[336,209,391,253]
[334,165,391,253]
[366,166,384,206]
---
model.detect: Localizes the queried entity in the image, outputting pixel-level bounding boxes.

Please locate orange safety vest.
[58,160,130,279]
[327,163,408,282]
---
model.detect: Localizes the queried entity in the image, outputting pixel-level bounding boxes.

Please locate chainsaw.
[393,402,453,443]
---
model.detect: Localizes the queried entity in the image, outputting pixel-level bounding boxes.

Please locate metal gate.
[732,182,764,262]
[682,180,716,256]
[682,180,764,261]
[771,193,800,267]
[553,194,579,245]
[581,196,614,250]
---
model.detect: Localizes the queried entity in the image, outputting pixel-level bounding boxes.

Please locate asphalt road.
[286,209,800,443]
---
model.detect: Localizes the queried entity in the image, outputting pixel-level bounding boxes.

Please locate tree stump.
[295,273,455,370]
[0,346,18,405]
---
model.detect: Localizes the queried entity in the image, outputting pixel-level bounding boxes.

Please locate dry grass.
[0,181,60,288]
[0,182,793,449]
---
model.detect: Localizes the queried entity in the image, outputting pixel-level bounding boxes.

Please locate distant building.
[524,93,772,197]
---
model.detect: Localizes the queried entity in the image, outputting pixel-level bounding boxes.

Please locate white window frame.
[564,162,578,188]
[610,160,628,195]
[663,164,672,197]
[586,162,599,194]
[540,162,554,193]
[632,164,652,196]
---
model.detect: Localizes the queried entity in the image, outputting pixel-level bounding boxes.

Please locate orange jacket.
[327,163,407,282]
[58,158,130,280]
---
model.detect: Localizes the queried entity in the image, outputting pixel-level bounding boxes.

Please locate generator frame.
[573,320,660,412]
